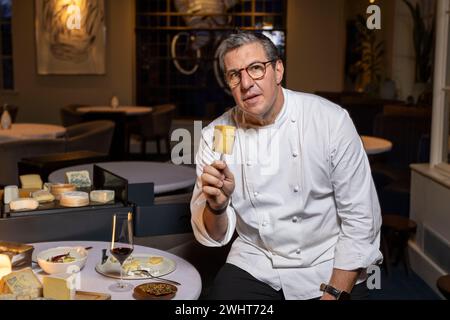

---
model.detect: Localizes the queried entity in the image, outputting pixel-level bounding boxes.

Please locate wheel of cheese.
[9,198,39,211]
[90,190,115,203]
[59,191,89,207]
[50,184,76,200]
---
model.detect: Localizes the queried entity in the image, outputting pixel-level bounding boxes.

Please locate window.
[0,0,13,90]
[135,0,286,119]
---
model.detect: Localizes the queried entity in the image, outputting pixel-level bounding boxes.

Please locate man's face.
[223,42,284,121]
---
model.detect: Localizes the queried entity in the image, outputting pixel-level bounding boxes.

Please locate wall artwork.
[35,0,106,75]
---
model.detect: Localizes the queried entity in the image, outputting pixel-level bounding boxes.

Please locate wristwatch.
[319,283,351,300]
[206,201,228,215]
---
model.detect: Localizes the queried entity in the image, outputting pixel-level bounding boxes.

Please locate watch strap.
[320,283,350,300]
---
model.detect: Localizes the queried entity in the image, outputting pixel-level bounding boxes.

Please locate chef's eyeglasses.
[225,60,276,88]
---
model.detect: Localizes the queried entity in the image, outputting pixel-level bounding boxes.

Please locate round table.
[361,135,393,155]
[0,123,66,143]
[77,106,152,115]
[48,161,196,194]
[31,241,202,300]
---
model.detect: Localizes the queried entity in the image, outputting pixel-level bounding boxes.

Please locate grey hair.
[216,31,280,74]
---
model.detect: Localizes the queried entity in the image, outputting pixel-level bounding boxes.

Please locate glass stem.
[119,263,124,288]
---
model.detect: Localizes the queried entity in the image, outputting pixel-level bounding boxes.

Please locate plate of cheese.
[95,254,176,280]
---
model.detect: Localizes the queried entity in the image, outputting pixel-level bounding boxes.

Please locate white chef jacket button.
[262,221,268,227]
[246,161,252,166]
[254,191,259,197]
[296,248,301,255]
[293,152,298,158]
[294,186,299,192]
[292,217,298,223]
[291,118,296,123]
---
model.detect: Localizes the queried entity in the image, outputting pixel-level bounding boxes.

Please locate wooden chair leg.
[165,136,171,154]
[156,139,161,155]
[140,138,146,156]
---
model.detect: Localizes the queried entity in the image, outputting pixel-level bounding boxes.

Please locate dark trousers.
[207,263,369,300]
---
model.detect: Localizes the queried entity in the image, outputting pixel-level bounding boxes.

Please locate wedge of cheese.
[43,273,76,300]
[65,170,91,188]
[19,175,43,189]
[213,125,236,155]
[31,190,55,203]
[0,267,42,298]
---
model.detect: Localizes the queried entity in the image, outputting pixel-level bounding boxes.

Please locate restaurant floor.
[368,264,441,300]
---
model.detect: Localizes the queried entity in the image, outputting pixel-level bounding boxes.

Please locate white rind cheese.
[59,191,89,207]
[90,190,114,203]
[9,198,39,211]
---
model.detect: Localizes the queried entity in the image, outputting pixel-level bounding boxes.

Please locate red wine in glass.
[110,247,133,265]
[109,213,134,292]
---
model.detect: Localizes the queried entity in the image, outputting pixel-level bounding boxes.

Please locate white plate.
[95,254,176,280]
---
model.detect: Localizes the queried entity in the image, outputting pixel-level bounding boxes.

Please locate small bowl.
[37,246,88,274]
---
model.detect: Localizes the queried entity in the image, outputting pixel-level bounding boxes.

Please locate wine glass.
[108,212,134,292]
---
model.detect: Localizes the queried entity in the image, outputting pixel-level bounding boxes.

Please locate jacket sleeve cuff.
[333,233,383,270]
[190,192,236,247]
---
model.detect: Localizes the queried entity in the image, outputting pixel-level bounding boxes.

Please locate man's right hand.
[201,160,235,211]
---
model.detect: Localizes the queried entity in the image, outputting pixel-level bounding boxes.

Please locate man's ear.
[275,60,284,85]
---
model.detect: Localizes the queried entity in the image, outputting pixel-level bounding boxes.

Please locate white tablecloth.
[76,106,152,115]
[31,241,202,300]
[361,135,393,155]
[48,161,196,194]
[0,123,66,143]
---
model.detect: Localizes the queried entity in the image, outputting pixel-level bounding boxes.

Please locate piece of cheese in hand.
[65,170,91,188]
[19,174,43,189]
[90,190,114,203]
[0,267,42,298]
[43,273,76,300]
[9,198,39,211]
[213,125,236,155]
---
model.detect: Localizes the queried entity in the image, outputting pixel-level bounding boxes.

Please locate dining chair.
[136,104,176,156]
[80,112,128,160]
[60,104,85,127]
[64,120,115,155]
[0,138,66,186]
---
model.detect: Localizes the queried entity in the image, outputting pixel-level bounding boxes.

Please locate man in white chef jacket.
[190,31,383,300]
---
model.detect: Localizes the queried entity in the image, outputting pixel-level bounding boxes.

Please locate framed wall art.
[35,0,106,75]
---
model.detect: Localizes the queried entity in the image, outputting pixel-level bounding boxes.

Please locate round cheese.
[59,191,89,207]
[50,184,76,200]
[90,190,114,203]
